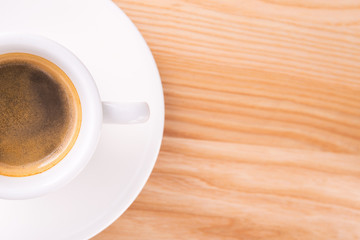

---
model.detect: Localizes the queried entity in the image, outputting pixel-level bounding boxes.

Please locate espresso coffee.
[0,53,81,177]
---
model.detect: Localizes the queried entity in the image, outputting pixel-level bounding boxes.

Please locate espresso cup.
[0,33,150,199]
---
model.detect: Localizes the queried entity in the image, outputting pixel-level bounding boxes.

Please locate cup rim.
[0,33,103,199]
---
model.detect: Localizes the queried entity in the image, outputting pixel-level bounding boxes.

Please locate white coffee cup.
[0,33,150,200]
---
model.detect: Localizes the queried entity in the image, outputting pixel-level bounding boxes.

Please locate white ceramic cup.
[0,33,150,200]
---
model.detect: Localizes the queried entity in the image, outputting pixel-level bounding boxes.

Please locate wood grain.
[94,0,360,239]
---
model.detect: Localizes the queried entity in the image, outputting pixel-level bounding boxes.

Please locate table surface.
[94,0,360,239]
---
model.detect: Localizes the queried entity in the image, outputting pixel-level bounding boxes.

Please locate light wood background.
[94,0,360,239]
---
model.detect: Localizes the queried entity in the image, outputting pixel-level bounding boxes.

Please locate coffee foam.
[0,53,82,177]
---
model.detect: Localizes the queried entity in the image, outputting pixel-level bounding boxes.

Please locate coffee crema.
[0,53,82,177]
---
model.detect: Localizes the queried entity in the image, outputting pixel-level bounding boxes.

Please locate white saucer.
[0,0,164,239]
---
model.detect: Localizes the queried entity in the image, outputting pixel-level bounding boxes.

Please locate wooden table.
[94,1,360,239]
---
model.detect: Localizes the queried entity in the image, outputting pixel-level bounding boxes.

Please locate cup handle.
[102,102,150,124]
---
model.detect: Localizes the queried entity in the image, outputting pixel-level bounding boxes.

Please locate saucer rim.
[73,2,165,239]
